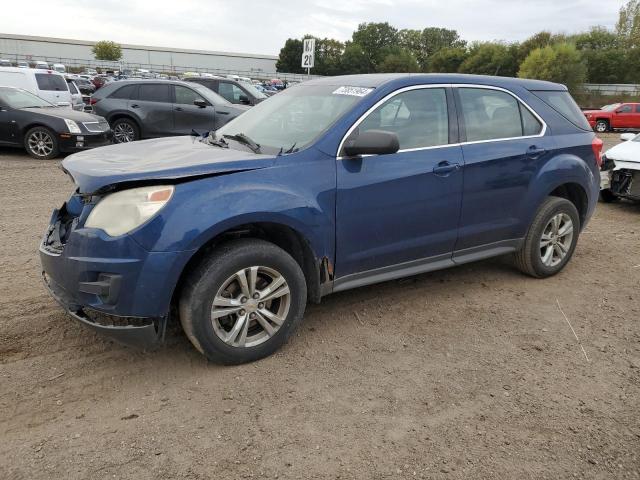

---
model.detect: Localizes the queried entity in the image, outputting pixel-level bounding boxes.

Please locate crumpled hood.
[62,136,277,193]
[605,140,640,165]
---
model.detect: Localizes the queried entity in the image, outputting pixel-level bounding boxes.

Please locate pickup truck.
[583,103,640,133]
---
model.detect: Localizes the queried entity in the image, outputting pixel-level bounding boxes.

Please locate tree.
[573,26,619,50]
[459,42,518,77]
[617,0,640,47]
[340,42,371,74]
[92,40,122,61]
[398,27,465,71]
[378,48,419,73]
[427,47,469,73]
[518,43,586,92]
[276,38,305,74]
[351,22,399,71]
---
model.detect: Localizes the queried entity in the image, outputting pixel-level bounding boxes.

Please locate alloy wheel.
[27,131,54,157]
[113,122,135,143]
[210,266,291,348]
[539,213,574,267]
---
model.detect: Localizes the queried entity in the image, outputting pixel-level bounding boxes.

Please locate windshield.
[240,81,267,99]
[214,84,370,154]
[601,103,621,112]
[0,87,54,108]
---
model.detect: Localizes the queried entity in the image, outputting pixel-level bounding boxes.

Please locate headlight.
[85,185,174,236]
[64,119,82,134]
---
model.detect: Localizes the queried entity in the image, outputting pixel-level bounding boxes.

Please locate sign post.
[301,38,315,79]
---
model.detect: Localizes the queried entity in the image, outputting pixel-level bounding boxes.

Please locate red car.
[583,103,640,133]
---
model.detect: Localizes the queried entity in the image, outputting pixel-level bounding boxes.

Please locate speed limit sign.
[301,38,315,69]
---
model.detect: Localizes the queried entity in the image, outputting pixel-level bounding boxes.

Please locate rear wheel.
[179,239,307,364]
[514,197,580,278]
[595,120,609,133]
[112,118,139,143]
[24,126,59,159]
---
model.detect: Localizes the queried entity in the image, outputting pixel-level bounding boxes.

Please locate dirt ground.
[0,133,639,479]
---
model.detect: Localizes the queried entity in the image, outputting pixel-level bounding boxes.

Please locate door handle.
[527,145,546,158]
[433,161,460,176]
[175,107,183,112]
[131,104,140,109]
[217,110,229,115]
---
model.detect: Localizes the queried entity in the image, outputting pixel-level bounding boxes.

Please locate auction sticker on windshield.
[332,86,373,97]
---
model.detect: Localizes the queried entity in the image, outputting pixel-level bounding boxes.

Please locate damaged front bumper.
[39,200,195,348]
[607,160,640,201]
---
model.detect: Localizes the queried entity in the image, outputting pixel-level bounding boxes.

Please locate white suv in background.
[0,67,72,108]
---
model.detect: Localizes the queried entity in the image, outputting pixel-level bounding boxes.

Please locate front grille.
[82,120,110,133]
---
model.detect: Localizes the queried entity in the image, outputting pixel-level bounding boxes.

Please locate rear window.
[531,90,591,131]
[138,84,170,103]
[35,73,68,91]
[109,84,137,100]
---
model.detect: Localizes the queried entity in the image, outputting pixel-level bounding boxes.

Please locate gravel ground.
[0,133,639,479]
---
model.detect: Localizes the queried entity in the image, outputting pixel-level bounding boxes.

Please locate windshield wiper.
[223,133,261,153]
[203,132,228,149]
[277,143,298,156]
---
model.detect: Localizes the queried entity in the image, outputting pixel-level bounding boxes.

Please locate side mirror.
[239,94,250,105]
[343,129,400,157]
[620,132,636,142]
[193,98,207,108]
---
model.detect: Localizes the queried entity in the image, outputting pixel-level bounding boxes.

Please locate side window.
[109,84,137,100]
[459,88,541,141]
[218,82,246,103]
[67,82,79,95]
[138,84,171,103]
[356,88,449,150]
[618,104,633,113]
[174,85,206,105]
[520,104,543,136]
[635,105,640,113]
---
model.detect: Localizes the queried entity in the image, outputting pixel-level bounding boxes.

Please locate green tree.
[459,42,518,76]
[427,47,469,73]
[518,43,586,92]
[276,38,305,74]
[573,26,619,50]
[398,27,465,71]
[314,38,345,76]
[351,22,399,71]
[617,0,640,47]
[340,42,371,74]
[378,48,419,73]
[91,40,122,61]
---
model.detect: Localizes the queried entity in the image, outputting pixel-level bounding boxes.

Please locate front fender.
[129,163,336,263]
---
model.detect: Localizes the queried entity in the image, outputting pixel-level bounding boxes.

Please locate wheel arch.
[171,220,327,314]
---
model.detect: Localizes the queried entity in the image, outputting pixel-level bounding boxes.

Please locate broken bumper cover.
[42,271,165,348]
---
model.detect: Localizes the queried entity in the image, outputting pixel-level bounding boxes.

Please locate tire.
[24,126,59,159]
[179,239,307,364]
[599,188,617,203]
[111,118,140,143]
[594,120,609,133]
[514,196,580,278]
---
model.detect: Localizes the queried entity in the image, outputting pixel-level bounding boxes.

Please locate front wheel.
[514,197,580,278]
[112,118,139,143]
[24,126,59,159]
[594,120,609,133]
[179,239,307,364]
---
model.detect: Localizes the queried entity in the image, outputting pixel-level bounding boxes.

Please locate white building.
[0,33,295,80]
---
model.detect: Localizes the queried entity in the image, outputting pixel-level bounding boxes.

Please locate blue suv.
[40,74,602,364]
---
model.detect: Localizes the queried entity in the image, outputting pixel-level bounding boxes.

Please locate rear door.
[218,81,250,105]
[134,83,174,137]
[454,86,551,255]
[172,84,216,135]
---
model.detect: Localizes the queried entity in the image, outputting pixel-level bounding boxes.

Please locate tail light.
[89,97,99,105]
[592,137,603,167]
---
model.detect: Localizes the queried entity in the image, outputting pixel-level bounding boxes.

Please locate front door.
[134,83,174,137]
[335,86,463,288]
[172,85,216,135]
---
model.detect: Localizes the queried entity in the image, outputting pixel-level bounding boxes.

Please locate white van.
[34,61,49,69]
[52,63,66,73]
[0,67,71,107]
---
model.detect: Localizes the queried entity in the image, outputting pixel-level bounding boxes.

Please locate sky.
[3,0,630,55]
